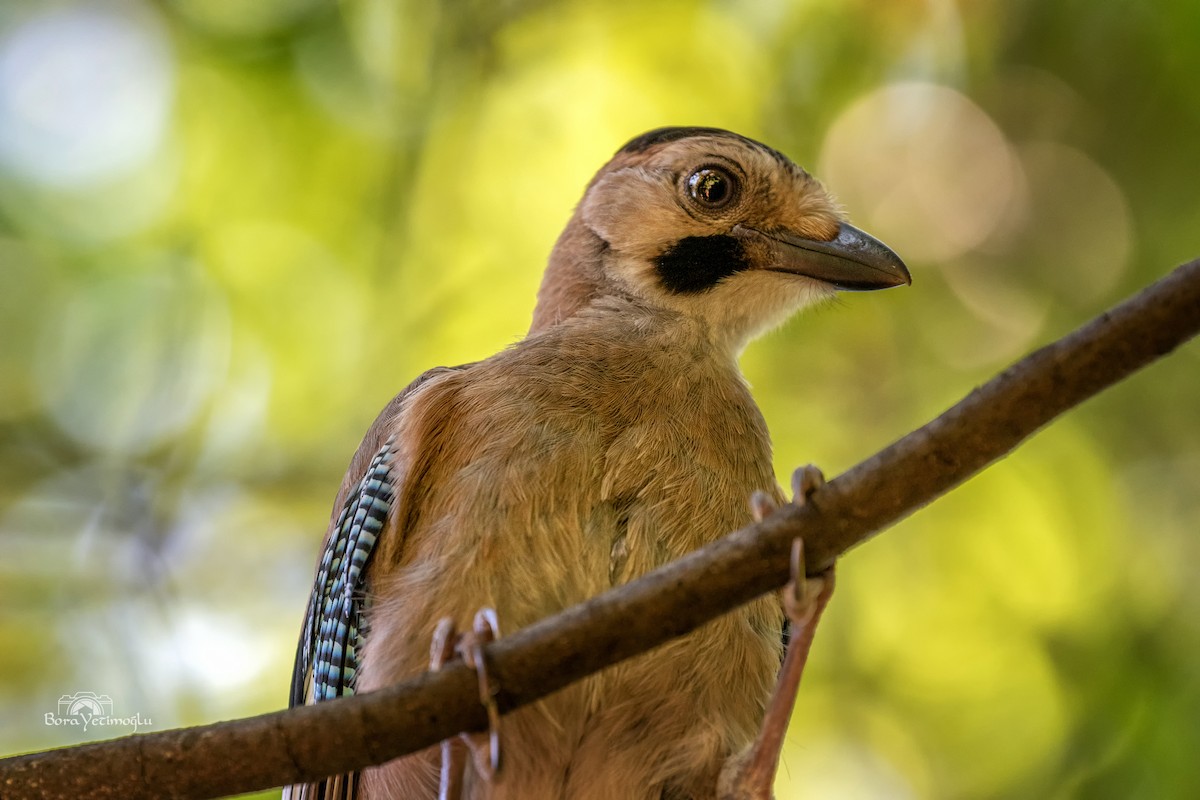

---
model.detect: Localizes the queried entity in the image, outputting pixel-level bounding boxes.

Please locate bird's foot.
[790,463,825,508]
[459,608,503,782]
[428,609,504,800]
[722,466,834,800]
[430,619,465,800]
[782,464,832,630]
[749,463,826,523]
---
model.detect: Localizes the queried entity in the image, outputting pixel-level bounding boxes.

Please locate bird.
[286,126,909,800]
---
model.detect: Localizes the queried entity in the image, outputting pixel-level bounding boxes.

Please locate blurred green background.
[1,1,1198,797]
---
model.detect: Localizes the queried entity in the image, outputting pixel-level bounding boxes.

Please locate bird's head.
[531,127,910,352]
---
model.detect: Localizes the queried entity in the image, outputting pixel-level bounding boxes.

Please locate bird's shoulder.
[344,308,770,482]
[328,365,469,508]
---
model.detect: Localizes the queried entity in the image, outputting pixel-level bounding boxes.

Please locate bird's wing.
[284,366,460,800]
[291,439,395,708]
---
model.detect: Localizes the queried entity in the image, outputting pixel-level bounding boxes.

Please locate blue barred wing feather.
[285,437,396,800]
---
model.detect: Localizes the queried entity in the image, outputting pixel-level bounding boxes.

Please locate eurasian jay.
[286,126,909,800]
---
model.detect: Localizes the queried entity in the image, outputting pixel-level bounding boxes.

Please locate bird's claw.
[749,490,779,523]
[749,465,825,525]
[458,608,503,782]
[784,465,832,620]
[783,538,835,628]
[430,619,464,800]
[428,609,504,799]
[790,464,825,508]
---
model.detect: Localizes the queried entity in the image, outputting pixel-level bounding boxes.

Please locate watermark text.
[45,691,153,733]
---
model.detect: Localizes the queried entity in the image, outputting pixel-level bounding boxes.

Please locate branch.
[3,259,1198,800]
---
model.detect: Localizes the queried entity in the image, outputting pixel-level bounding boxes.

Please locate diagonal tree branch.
[2,258,1198,800]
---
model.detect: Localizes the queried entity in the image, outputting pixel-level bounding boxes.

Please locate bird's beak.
[734,222,911,291]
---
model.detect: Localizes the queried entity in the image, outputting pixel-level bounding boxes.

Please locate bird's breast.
[429,333,778,616]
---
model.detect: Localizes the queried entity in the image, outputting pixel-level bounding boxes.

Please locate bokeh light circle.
[0,2,173,187]
[820,81,1020,264]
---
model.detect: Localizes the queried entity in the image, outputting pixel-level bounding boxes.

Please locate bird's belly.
[448,415,779,632]
[362,412,782,797]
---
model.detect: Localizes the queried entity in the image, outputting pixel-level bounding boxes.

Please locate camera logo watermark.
[45,691,153,733]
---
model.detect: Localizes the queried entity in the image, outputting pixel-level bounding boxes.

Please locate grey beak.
[735,222,911,291]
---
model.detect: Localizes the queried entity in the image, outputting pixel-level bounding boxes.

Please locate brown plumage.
[287,127,908,800]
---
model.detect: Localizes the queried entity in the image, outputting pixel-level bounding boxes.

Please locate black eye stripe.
[655,235,750,294]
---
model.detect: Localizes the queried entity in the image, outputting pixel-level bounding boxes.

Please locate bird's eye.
[687,167,737,209]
